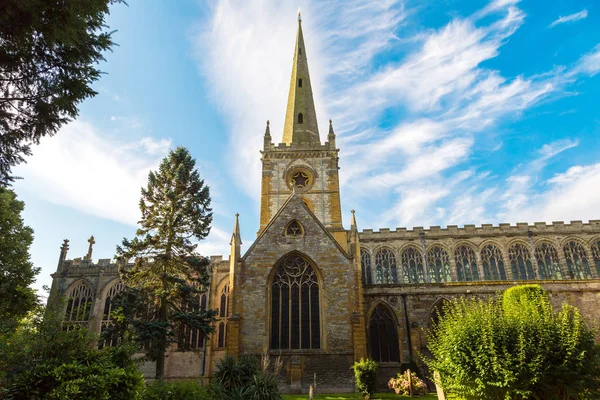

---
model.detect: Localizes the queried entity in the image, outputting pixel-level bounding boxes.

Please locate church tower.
[259,12,344,244]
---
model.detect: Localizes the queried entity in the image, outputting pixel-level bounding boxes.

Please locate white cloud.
[15,120,172,226]
[549,9,588,28]
[196,0,600,230]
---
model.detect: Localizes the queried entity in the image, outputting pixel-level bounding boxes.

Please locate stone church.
[48,15,600,393]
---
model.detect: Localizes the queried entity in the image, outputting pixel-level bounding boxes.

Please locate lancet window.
[270,254,320,350]
[427,246,451,283]
[217,285,229,348]
[509,243,535,280]
[481,245,506,281]
[64,281,94,330]
[368,304,400,363]
[563,241,593,279]
[361,250,373,285]
[99,281,124,348]
[454,246,479,282]
[401,247,425,284]
[375,249,398,284]
[180,291,208,350]
[592,240,600,277]
[298,113,304,124]
[535,242,563,280]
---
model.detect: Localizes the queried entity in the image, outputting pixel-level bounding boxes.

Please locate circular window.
[286,167,314,192]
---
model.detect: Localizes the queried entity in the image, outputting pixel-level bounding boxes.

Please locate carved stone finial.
[265,120,271,137]
[298,9,301,21]
[328,119,335,136]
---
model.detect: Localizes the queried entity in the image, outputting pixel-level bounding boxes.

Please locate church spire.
[282,12,320,145]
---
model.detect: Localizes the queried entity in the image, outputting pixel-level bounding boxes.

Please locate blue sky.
[13,0,600,298]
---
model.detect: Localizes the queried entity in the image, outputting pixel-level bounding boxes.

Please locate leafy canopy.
[425,285,600,400]
[0,187,39,334]
[0,0,124,184]
[116,146,216,380]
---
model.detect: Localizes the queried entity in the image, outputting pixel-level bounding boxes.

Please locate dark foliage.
[0,0,125,184]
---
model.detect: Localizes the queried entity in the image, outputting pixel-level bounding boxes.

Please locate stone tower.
[259,13,344,247]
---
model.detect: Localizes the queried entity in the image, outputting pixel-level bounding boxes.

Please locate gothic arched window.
[563,241,592,279]
[180,291,208,350]
[285,220,304,237]
[509,243,535,280]
[535,242,563,280]
[271,254,320,350]
[455,246,479,282]
[64,281,94,330]
[361,250,373,285]
[219,285,229,318]
[481,245,506,281]
[401,247,425,284]
[298,113,304,124]
[427,246,451,283]
[368,304,400,363]
[99,281,124,348]
[592,240,600,277]
[375,249,397,284]
[215,284,229,349]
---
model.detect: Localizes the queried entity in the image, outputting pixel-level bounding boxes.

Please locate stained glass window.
[361,250,373,285]
[481,245,506,280]
[591,240,600,278]
[375,249,398,284]
[271,254,320,350]
[535,242,563,280]
[508,243,535,280]
[564,241,593,279]
[455,246,479,282]
[99,281,124,348]
[64,281,94,330]
[401,247,425,283]
[427,246,451,283]
[368,304,400,362]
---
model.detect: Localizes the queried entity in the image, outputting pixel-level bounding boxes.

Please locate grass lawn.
[282,393,438,399]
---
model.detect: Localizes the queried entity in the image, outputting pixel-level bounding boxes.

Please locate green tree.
[0,0,125,185]
[0,305,144,400]
[0,187,39,334]
[425,285,600,400]
[116,146,216,380]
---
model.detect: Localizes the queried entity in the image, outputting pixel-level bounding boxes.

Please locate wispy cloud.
[549,9,588,28]
[15,120,172,226]
[196,0,600,229]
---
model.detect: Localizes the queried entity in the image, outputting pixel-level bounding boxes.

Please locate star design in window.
[291,171,310,188]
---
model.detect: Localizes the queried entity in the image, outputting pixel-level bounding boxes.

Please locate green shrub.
[425,285,600,400]
[142,380,210,400]
[352,358,378,399]
[213,355,282,400]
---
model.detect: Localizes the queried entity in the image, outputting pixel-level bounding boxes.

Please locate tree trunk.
[155,299,168,380]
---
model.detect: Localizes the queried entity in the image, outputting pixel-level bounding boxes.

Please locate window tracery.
[454,246,479,282]
[563,241,593,279]
[64,281,94,330]
[535,242,563,280]
[375,249,398,284]
[290,170,311,189]
[270,254,320,350]
[427,246,451,283]
[368,304,400,363]
[401,247,425,284]
[592,240,600,277]
[99,281,124,348]
[180,291,208,350]
[481,245,506,280]
[216,284,229,348]
[285,220,304,237]
[509,243,535,280]
[361,250,373,285]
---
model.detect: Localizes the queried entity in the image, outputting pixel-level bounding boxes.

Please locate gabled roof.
[241,192,350,261]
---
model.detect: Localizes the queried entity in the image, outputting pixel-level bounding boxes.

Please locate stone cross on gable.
[85,235,95,261]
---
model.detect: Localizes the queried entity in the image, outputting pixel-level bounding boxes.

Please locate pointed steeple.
[282,12,320,145]
[350,209,358,232]
[230,213,242,246]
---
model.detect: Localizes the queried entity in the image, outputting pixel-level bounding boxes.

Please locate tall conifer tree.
[116,147,215,380]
